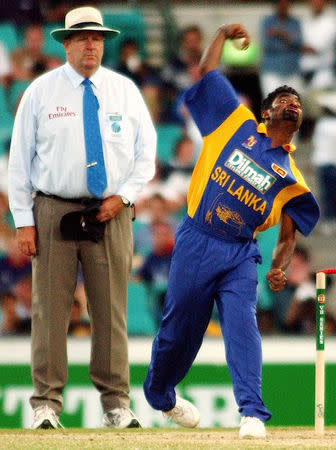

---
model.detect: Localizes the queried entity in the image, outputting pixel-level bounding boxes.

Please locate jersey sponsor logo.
[242,135,257,149]
[224,150,276,194]
[210,167,267,215]
[271,163,287,178]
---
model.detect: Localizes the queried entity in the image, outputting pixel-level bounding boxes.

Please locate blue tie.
[82,79,107,197]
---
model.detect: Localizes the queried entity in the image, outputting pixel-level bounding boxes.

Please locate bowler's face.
[64,31,104,77]
[271,93,303,130]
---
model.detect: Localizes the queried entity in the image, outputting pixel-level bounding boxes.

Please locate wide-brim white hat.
[51,6,120,43]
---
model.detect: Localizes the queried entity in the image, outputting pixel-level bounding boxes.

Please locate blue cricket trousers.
[144,217,272,422]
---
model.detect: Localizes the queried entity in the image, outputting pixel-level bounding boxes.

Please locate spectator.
[178,102,203,158]
[164,136,196,174]
[299,0,336,137]
[273,245,316,333]
[0,41,11,87]
[135,159,168,215]
[161,25,203,122]
[68,299,91,337]
[135,220,175,328]
[0,291,28,335]
[0,237,31,295]
[44,2,72,23]
[12,274,32,331]
[11,24,62,83]
[136,137,195,220]
[162,25,203,92]
[0,191,15,254]
[116,38,163,123]
[161,136,196,214]
[0,144,15,254]
[259,0,303,97]
[311,98,336,235]
[133,193,178,258]
[300,0,336,91]
[0,0,44,26]
[116,39,159,88]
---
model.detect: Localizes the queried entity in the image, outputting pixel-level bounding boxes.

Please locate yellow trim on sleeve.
[187,105,256,218]
[253,155,309,236]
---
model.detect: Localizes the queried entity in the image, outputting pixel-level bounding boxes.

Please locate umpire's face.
[63,30,104,78]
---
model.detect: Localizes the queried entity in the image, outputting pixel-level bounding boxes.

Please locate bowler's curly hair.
[261,85,301,114]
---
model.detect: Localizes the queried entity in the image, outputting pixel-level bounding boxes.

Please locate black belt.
[36,191,95,206]
[36,191,137,221]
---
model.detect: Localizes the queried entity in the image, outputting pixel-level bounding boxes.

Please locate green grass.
[0,427,336,449]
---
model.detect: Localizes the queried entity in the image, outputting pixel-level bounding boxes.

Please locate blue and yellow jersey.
[184,70,320,240]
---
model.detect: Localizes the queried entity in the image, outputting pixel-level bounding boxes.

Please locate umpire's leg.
[79,207,133,413]
[30,196,79,415]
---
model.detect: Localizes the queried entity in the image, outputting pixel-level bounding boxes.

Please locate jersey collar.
[257,123,296,153]
[64,62,103,90]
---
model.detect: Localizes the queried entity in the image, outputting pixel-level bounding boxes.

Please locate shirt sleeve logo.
[242,135,257,149]
[271,163,287,178]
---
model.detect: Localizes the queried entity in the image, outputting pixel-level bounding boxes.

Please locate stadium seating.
[0,85,13,155]
[42,23,66,61]
[100,9,146,68]
[256,224,279,311]
[0,22,18,51]
[127,281,156,335]
[155,123,183,163]
[7,80,30,115]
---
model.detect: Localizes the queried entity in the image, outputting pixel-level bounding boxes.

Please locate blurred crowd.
[1,0,336,337]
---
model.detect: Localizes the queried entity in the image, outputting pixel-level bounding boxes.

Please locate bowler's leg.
[144,229,214,412]
[216,258,271,422]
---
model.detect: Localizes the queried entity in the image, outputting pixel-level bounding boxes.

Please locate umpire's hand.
[96,195,124,222]
[17,225,37,256]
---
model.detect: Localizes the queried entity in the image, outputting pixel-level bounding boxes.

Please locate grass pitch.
[0,427,336,450]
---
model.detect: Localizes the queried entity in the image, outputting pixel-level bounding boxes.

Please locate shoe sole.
[103,418,142,428]
[239,432,266,439]
[126,419,142,428]
[37,419,56,429]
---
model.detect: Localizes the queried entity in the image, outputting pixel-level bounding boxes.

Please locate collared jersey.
[8,63,157,227]
[184,70,319,240]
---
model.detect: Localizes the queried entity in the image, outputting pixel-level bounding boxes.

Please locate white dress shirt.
[300,8,336,89]
[8,62,157,227]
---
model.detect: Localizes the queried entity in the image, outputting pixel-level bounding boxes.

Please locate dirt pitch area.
[1,427,336,449]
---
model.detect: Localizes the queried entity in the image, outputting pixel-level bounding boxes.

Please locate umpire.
[8,6,156,429]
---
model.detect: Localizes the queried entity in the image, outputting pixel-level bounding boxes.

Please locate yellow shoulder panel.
[187,105,256,218]
[253,156,310,235]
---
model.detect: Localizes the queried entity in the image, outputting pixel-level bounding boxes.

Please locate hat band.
[69,21,103,29]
